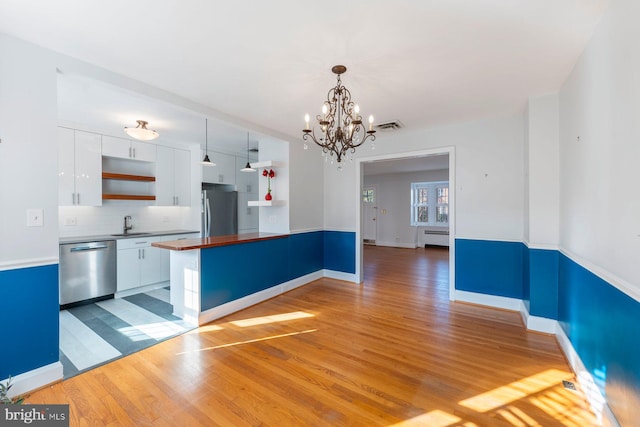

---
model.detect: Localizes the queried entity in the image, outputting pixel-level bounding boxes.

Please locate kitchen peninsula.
[152,232,324,326]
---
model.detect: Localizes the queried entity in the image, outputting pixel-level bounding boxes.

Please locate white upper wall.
[0,35,59,267]
[526,94,560,247]
[559,0,640,292]
[289,141,324,233]
[324,114,525,241]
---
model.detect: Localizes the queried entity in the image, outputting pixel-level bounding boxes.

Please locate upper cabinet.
[202,151,236,185]
[156,146,191,206]
[102,135,156,162]
[58,127,103,206]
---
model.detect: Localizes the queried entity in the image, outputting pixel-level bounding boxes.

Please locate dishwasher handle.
[69,244,109,252]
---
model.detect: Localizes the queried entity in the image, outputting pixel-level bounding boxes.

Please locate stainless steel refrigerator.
[201,183,238,237]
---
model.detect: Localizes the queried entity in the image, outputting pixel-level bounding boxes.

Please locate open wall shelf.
[102,172,156,182]
[248,200,285,207]
[103,194,156,201]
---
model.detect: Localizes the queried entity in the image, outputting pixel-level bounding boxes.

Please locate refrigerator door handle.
[205,197,211,237]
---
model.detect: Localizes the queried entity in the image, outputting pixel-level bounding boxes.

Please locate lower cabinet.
[116,237,164,292]
[116,233,200,294]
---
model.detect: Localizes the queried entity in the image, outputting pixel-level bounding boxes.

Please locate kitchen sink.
[110,232,152,237]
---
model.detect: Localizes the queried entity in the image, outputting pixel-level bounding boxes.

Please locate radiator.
[421,229,449,247]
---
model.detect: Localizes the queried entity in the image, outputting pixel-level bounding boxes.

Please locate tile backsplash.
[58,204,199,237]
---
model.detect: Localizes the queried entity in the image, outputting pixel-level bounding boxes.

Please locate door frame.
[355,146,456,301]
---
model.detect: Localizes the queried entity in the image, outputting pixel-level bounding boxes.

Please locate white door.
[362,186,377,243]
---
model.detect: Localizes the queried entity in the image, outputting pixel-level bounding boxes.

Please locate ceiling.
[0,0,609,154]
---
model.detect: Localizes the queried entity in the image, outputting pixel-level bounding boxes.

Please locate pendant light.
[200,118,215,166]
[240,132,256,172]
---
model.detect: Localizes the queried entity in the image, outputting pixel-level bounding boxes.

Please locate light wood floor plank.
[28,246,598,426]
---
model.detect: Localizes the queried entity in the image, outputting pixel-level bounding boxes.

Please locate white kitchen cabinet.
[156,146,191,206]
[116,236,164,292]
[102,135,156,162]
[203,151,236,185]
[58,127,102,206]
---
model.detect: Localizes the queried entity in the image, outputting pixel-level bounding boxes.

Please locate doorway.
[355,147,455,300]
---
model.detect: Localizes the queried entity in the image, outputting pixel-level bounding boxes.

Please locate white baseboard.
[322,269,357,283]
[518,301,557,334]
[555,324,619,427]
[2,362,63,398]
[198,271,323,325]
[454,290,522,311]
[115,281,169,299]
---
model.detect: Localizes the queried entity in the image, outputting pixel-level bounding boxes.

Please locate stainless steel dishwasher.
[59,240,116,307]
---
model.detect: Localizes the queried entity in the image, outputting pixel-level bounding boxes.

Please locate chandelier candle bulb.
[305,114,310,130]
[369,115,374,131]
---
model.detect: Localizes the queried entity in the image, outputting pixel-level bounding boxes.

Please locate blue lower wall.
[200,231,353,311]
[0,264,59,380]
[456,238,639,423]
[558,254,639,424]
[528,249,559,319]
[324,231,356,274]
[455,239,525,298]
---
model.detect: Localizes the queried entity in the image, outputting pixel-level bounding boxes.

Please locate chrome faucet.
[123,215,133,234]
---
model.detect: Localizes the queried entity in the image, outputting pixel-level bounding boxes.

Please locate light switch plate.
[27,209,44,227]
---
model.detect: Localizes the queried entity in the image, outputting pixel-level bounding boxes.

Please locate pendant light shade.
[201,118,216,166]
[240,132,256,172]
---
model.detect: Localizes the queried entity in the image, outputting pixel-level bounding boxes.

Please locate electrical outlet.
[27,209,44,227]
[64,217,77,226]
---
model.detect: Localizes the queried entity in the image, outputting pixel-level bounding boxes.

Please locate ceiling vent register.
[374,120,404,131]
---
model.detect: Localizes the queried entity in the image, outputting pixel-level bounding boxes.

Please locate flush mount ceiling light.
[303,65,376,163]
[200,118,216,166]
[240,132,256,172]
[124,120,159,141]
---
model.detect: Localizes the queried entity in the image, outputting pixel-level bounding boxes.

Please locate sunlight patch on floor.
[118,321,186,341]
[186,324,224,334]
[459,369,573,412]
[388,409,461,427]
[230,311,315,327]
[175,329,318,355]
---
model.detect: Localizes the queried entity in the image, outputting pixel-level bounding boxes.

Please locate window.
[411,181,449,226]
[362,189,375,203]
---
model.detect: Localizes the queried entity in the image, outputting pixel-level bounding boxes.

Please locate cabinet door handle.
[72,193,76,205]
[175,196,179,205]
[129,147,132,158]
[133,147,136,158]
[138,249,141,259]
[141,248,145,259]
[77,193,80,205]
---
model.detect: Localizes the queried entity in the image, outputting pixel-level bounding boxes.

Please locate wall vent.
[374,120,404,131]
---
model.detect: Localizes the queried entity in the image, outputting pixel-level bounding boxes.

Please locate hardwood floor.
[29,246,598,426]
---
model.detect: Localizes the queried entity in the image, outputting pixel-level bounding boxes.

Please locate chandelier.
[303,65,376,163]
